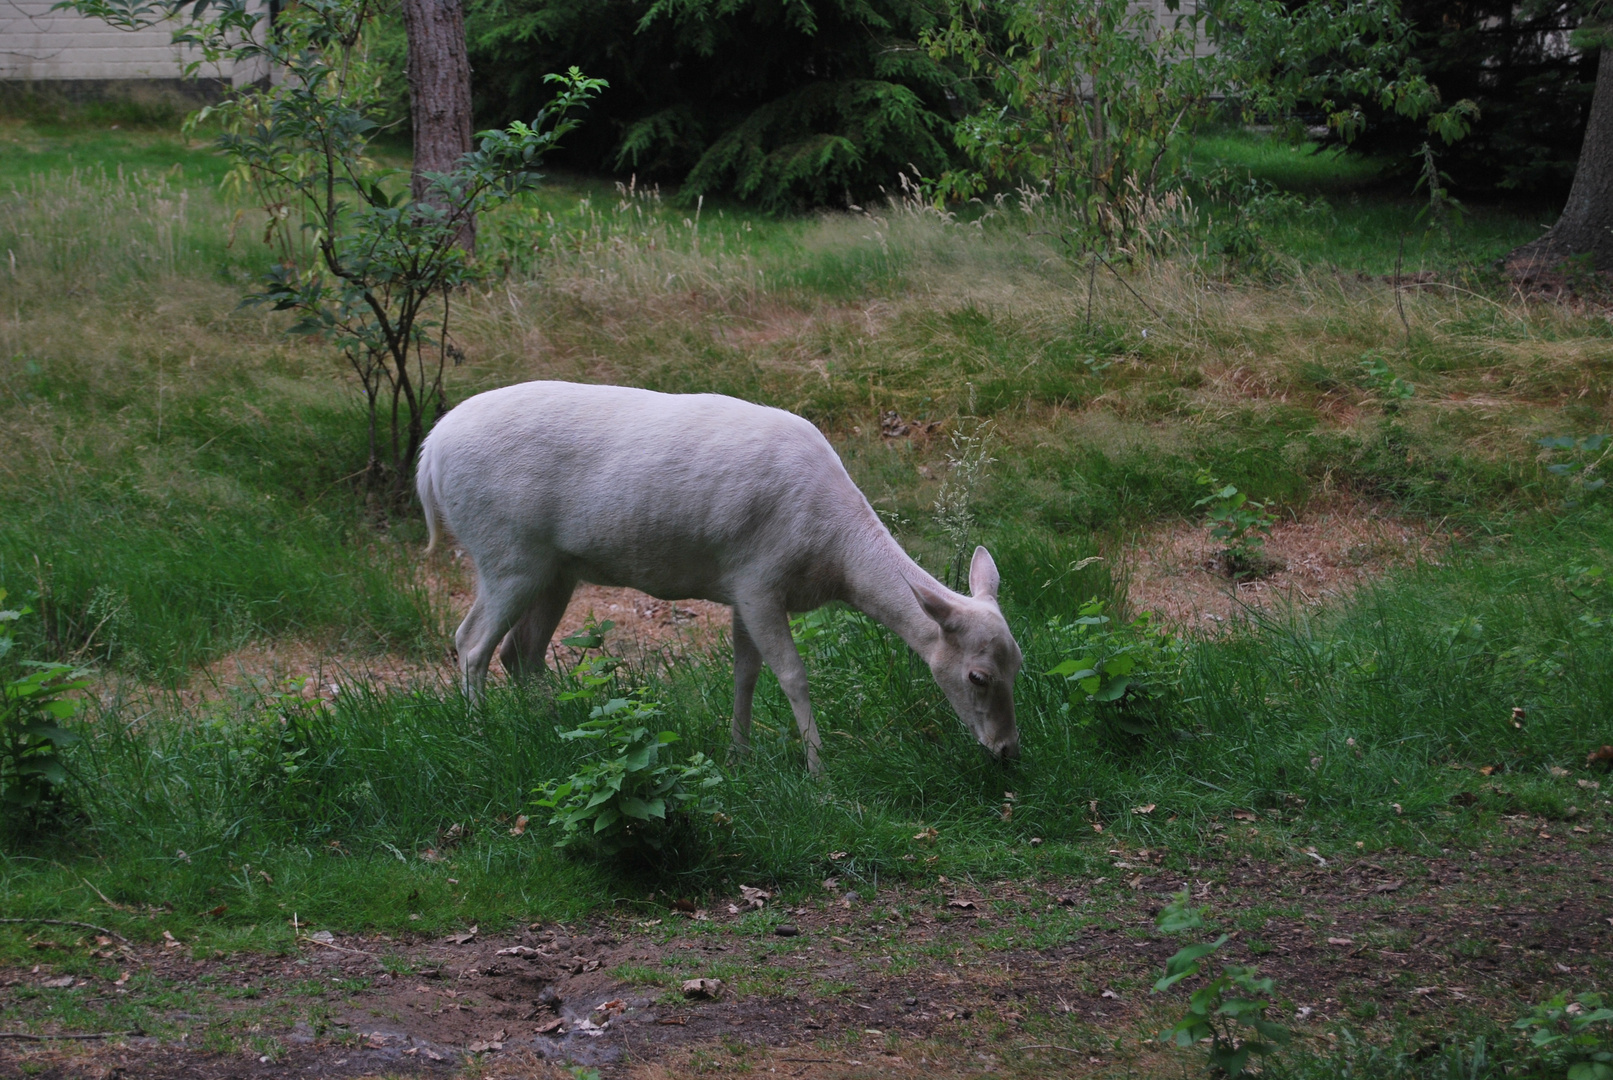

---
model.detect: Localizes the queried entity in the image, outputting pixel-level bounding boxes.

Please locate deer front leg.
[730,610,762,759]
[735,599,823,775]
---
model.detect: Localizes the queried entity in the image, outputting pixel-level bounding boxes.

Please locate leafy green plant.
[1194,470,1278,578]
[65,0,603,501]
[226,678,334,825]
[1045,599,1184,734]
[1,590,88,820]
[1153,890,1290,1078]
[1360,352,1416,409]
[1513,992,1613,1080]
[1538,434,1610,505]
[534,623,722,857]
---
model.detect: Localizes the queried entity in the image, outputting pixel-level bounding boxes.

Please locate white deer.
[417,381,1022,773]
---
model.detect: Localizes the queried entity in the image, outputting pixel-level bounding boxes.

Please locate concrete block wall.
[0,0,262,84]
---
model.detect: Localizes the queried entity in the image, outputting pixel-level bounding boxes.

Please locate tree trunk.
[400,0,475,251]
[1506,45,1613,274]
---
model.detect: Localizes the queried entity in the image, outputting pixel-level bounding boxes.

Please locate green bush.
[533,622,724,858]
[1045,598,1184,736]
[1152,890,1290,1078]
[1,589,88,826]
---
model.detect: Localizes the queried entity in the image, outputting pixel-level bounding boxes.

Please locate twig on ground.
[81,877,132,912]
[0,918,129,944]
[300,935,372,956]
[1018,1043,1086,1053]
[1094,250,1167,325]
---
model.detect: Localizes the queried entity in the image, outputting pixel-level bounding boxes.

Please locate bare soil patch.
[1122,498,1446,628]
[177,584,730,706]
[4,826,1608,1080]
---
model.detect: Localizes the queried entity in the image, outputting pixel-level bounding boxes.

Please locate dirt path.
[4,822,1608,1080]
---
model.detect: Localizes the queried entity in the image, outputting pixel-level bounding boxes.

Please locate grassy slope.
[1,118,1610,961]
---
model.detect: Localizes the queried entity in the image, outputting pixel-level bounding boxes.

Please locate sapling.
[1153,890,1290,1078]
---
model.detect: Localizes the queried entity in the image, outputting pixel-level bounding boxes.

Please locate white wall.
[0,0,261,84]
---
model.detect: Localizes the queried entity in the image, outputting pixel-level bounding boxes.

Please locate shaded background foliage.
[449,0,979,208]
[1330,0,1600,198]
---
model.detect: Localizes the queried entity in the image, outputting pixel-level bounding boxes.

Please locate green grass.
[1,113,1611,955]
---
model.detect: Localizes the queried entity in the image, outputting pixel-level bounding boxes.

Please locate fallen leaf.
[1549,766,1571,778]
[162,930,182,949]
[946,899,976,910]
[467,1040,503,1053]
[114,972,129,987]
[418,849,443,863]
[1327,937,1354,946]
[682,978,723,1000]
[508,815,529,837]
[656,1016,687,1026]
[1232,810,1257,821]
[309,930,335,944]
[739,885,771,908]
[1479,765,1497,777]
[913,827,938,842]
[1029,837,1043,847]
[203,905,228,918]
[41,975,75,988]
[1100,989,1119,999]
[535,1017,565,1036]
[828,851,848,861]
[672,898,697,913]
[1132,804,1156,815]
[494,945,543,957]
[258,870,274,884]
[1392,803,1403,815]
[1091,823,1104,834]
[1578,779,1601,791]
[1373,880,1404,894]
[1511,707,1526,729]
[1000,804,1013,821]
[449,926,479,945]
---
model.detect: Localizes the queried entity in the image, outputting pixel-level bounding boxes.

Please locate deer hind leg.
[730,609,763,758]
[734,598,823,775]
[498,576,577,682]
[455,567,549,702]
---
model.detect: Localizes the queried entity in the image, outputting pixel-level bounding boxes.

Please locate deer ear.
[969,546,1000,603]
[910,578,961,632]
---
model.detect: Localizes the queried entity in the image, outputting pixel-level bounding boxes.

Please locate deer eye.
[968,670,989,687]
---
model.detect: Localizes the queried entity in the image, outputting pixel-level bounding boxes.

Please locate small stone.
[774,924,800,938]
[682,978,723,1000]
[842,890,860,904]
[904,997,918,1007]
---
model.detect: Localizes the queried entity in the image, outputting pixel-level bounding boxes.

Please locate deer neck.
[841,520,947,661]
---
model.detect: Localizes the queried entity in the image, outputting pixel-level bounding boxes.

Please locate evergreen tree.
[461,0,978,208]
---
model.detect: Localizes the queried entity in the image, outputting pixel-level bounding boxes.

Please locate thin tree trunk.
[1506,45,1613,274]
[400,0,475,251]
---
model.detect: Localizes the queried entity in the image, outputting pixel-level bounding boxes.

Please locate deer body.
[417,381,1021,772]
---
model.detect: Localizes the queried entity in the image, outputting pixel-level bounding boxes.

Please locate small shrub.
[1,590,89,824]
[1045,598,1184,735]
[1194,470,1279,578]
[534,622,723,858]
[1538,434,1609,506]
[1514,992,1613,1080]
[1360,352,1416,410]
[1152,890,1290,1078]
